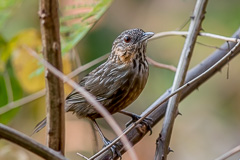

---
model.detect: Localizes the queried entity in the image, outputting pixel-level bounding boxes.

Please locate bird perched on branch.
[33,28,154,157]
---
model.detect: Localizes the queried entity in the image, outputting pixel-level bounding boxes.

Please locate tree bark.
[95,28,240,160]
[39,0,65,154]
[156,0,208,159]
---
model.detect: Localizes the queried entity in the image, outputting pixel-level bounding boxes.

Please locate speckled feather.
[33,29,153,134]
[65,28,152,119]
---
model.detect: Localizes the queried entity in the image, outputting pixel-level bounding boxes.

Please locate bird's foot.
[124,112,153,135]
[103,137,122,160]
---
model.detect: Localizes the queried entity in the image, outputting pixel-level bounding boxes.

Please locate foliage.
[60,0,113,53]
[0,64,23,124]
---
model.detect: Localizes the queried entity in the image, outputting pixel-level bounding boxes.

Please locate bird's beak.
[140,32,154,42]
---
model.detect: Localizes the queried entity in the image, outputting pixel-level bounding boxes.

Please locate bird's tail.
[31,118,46,136]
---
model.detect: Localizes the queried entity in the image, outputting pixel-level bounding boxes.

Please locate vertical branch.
[155,0,208,160]
[39,0,65,154]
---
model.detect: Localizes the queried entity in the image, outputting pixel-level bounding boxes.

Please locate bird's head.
[109,28,154,64]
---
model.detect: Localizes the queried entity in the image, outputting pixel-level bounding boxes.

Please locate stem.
[95,27,240,160]
[39,0,65,154]
[1,31,239,114]
[156,1,208,159]
[26,47,138,160]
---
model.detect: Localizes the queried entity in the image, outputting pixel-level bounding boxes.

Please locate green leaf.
[0,35,8,72]
[60,0,113,54]
[0,63,23,124]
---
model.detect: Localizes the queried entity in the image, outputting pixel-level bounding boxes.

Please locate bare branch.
[156,1,208,159]
[0,90,46,114]
[95,27,240,160]
[77,153,90,160]
[93,41,240,160]
[215,145,240,160]
[66,53,109,79]
[26,47,138,160]
[147,57,177,72]
[0,53,108,115]
[39,0,65,153]
[0,124,68,160]
[1,30,239,114]
[150,31,240,43]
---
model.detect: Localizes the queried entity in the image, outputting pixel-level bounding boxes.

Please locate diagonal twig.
[95,27,240,160]
[215,145,240,160]
[93,41,240,160]
[1,28,240,160]
[1,31,239,115]
[0,53,108,115]
[26,47,138,160]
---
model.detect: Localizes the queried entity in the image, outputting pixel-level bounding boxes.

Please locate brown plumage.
[33,28,154,137]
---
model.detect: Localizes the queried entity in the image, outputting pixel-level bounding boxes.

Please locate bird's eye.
[124,36,131,43]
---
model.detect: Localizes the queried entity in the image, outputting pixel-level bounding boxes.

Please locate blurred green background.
[0,0,240,159]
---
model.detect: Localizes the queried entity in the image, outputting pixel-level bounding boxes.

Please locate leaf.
[0,65,23,124]
[60,0,113,54]
[10,29,44,93]
[9,29,73,94]
[0,35,8,72]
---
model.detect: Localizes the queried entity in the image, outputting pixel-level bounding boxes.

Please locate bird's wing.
[65,74,107,104]
[65,62,131,105]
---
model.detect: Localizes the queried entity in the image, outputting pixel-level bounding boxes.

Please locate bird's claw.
[103,138,122,159]
[125,113,153,135]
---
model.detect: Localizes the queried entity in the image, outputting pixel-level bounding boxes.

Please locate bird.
[33,28,154,156]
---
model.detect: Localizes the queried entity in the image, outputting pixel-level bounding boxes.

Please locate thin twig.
[1,31,239,114]
[92,42,240,159]
[147,57,177,72]
[215,145,240,160]
[26,47,138,160]
[1,28,239,160]
[195,41,227,51]
[175,17,191,31]
[77,152,90,160]
[66,53,109,79]
[150,31,240,43]
[200,32,240,43]
[0,90,46,114]
[0,54,108,115]
[141,42,239,128]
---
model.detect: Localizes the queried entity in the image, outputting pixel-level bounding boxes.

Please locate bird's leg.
[119,110,153,135]
[92,120,122,159]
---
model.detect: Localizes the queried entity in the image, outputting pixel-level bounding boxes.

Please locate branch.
[156,0,208,159]
[95,27,240,160]
[39,0,65,153]
[0,53,108,115]
[1,31,239,114]
[94,41,240,159]
[146,57,177,72]
[26,48,138,160]
[215,145,240,160]
[151,31,240,43]
[0,124,68,160]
